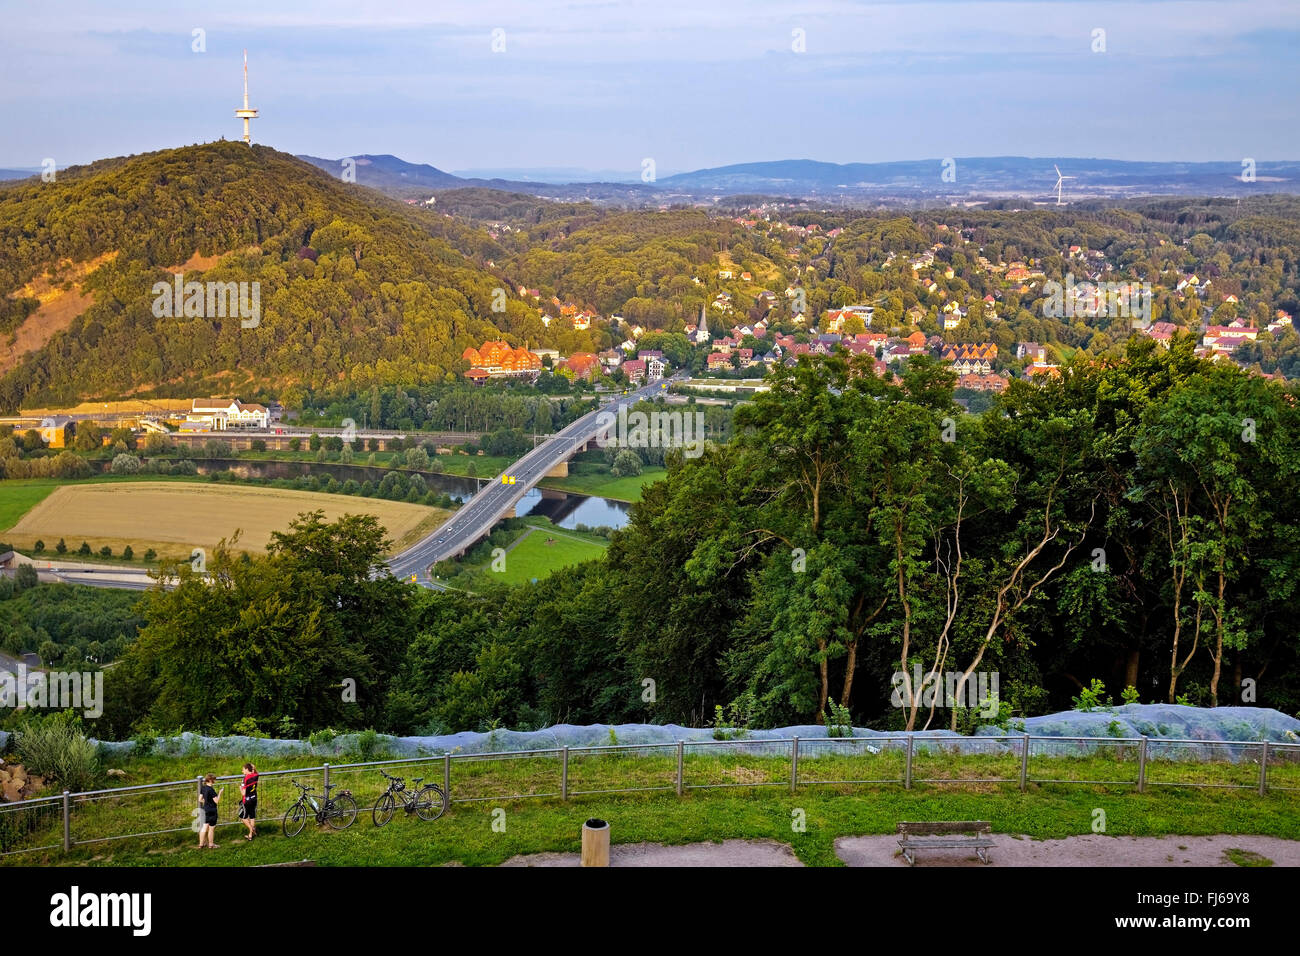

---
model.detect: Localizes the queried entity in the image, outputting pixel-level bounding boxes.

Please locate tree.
[611,449,642,477]
[114,513,414,733]
[55,538,67,554]
[110,453,141,474]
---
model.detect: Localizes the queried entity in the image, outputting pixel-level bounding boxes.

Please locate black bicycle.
[372,769,447,827]
[283,779,358,837]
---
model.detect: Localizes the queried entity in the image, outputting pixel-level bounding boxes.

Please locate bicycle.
[282,779,358,837]
[372,769,447,827]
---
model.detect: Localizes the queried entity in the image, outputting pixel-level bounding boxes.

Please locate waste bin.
[581,818,609,867]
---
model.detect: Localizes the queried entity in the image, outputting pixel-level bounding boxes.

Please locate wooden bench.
[897,821,993,865]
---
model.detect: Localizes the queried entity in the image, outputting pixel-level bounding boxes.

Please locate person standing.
[238,762,259,840]
[198,774,223,849]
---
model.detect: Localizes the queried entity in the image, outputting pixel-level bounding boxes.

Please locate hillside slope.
[0,142,545,411]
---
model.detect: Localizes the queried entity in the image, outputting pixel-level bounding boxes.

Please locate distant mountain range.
[295,154,655,202]
[660,157,1300,201]
[296,153,1300,206]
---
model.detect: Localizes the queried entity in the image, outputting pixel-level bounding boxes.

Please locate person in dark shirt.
[238,762,260,841]
[197,774,223,849]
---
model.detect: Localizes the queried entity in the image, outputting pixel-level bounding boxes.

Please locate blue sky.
[1,0,1297,173]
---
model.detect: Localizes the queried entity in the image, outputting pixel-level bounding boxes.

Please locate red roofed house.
[622,359,647,384]
[559,352,600,380]
[462,340,543,378]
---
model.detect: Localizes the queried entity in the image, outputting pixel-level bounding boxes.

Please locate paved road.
[387,378,675,585]
[36,568,159,591]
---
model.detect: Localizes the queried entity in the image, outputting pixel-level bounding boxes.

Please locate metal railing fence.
[1,734,1297,858]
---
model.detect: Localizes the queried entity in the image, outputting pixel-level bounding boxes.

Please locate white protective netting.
[5,703,1292,762]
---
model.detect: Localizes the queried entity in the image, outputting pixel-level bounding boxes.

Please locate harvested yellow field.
[5,482,447,559]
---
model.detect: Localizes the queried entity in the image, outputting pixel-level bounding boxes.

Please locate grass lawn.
[492,525,607,585]
[438,518,609,588]
[539,465,665,502]
[0,480,60,531]
[5,745,1298,867]
[3,480,448,560]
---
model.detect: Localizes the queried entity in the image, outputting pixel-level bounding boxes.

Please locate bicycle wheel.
[414,785,447,822]
[327,792,358,830]
[283,801,308,837]
[373,792,396,828]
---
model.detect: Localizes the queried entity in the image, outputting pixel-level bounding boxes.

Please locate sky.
[1,0,1297,174]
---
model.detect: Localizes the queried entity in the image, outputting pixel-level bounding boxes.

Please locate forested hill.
[0,142,544,412]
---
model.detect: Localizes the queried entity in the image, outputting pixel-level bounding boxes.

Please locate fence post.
[443,752,451,803]
[1138,737,1147,793]
[323,762,330,794]
[790,737,799,793]
[904,734,914,790]
[675,741,684,797]
[561,746,569,800]
[62,790,71,853]
[1259,740,1269,796]
[1019,735,1029,793]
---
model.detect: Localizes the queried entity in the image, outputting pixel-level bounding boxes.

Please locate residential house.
[559,352,600,380]
[1143,322,1179,348]
[1025,362,1061,379]
[622,359,647,384]
[637,351,665,382]
[959,373,1008,393]
[941,343,998,375]
[1016,342,1047,362]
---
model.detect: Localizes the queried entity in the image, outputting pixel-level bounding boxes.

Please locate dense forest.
[0,143,549,410]
[80,342,1300,740]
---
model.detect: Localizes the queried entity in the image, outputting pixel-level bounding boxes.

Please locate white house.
[188,398,269,430]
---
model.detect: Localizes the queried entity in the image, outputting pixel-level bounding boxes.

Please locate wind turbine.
[1053,164,1075,206]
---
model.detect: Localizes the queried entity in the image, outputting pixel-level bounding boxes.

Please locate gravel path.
[501,834,1298,867]
[835,833,1300,867]
[501,838,804,867]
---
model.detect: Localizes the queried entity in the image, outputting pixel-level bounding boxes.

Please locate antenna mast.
[235,49,259,145]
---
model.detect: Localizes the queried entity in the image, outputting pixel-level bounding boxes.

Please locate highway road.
[35,566,160,591]
[387,377,676,585]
